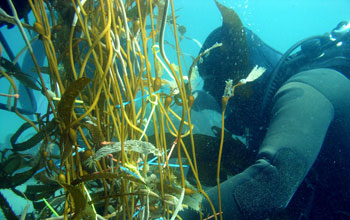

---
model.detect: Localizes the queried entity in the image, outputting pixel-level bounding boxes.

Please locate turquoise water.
[0,0,349,218]
[176,0,350,53]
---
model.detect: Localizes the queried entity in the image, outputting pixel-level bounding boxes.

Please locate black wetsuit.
[181,26,350,219]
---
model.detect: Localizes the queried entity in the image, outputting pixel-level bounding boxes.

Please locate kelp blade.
[57,77,91,127]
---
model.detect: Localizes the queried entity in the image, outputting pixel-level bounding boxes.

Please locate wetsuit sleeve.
[180,80,334,219]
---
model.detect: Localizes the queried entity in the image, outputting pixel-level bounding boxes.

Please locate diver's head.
[197,1,250,102]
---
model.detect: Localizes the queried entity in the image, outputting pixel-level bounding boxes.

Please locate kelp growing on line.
[0,0,228,219]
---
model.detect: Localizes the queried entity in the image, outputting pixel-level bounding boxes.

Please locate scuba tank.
[260,21,350,118]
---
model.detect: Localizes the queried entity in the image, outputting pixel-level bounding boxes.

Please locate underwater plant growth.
[0,0,230,219]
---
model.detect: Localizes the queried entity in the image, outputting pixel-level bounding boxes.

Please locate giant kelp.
[0,0,221,219]
[0,0,261,219]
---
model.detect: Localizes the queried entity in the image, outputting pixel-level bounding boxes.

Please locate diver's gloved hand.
[179,176,243,219]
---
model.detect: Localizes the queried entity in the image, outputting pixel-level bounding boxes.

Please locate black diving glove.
[179,175,244,219]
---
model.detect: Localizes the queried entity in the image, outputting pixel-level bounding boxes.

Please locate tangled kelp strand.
[0,0,219,218]
[60,183,96,219]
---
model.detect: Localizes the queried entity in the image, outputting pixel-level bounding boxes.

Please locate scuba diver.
[181,1,350,220]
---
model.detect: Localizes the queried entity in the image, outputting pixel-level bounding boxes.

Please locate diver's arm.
[180,80,334,219]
